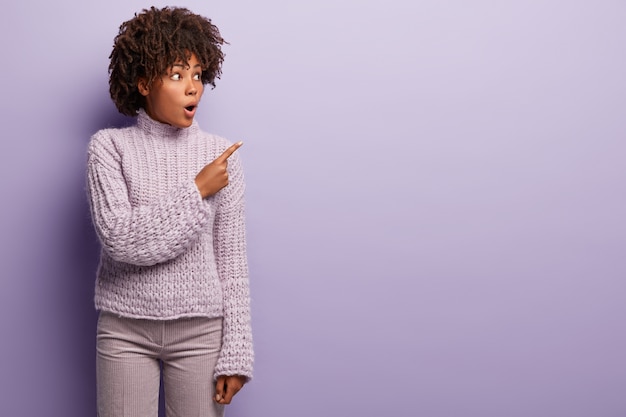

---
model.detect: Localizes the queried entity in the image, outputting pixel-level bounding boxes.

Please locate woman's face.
[139,53,204,128]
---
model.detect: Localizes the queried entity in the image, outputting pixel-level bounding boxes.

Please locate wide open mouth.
[185,105,196,112]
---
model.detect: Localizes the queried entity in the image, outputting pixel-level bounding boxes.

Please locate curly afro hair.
[108,6,226,116]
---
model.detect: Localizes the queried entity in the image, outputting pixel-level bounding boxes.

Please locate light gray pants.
[96,312,224,417]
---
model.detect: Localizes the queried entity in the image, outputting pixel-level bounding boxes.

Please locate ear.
[137,77,150,96]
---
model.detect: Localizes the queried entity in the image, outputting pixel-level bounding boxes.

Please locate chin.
[174,120,193,128]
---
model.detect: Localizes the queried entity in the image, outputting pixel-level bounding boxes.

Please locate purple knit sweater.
[86,110,253,379]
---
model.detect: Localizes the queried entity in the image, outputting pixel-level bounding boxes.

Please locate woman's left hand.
[214,375,247,404]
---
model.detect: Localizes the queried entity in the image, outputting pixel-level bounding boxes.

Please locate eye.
[170,73,181,81]
[193,73,202,81]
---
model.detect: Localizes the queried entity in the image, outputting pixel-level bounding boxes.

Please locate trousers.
[96,311,225,417]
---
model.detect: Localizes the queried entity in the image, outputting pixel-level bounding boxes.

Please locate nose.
[186,79,197,96]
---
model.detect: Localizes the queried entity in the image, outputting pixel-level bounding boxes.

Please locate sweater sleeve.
[86,132,212,266]
[212,150,254,380]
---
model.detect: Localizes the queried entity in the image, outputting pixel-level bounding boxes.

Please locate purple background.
[1,1,625,416]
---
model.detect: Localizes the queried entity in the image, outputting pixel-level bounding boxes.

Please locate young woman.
[87,7,253,416]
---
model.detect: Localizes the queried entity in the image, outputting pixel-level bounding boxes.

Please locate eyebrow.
[171,63,202,69]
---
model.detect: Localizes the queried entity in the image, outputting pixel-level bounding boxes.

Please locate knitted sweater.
[86,110,253,379]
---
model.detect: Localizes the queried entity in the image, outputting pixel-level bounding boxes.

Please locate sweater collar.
[136,108,200,139]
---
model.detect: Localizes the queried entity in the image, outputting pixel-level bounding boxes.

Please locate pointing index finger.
[218,141,243,161]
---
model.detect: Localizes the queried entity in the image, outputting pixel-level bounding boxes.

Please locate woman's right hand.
[195,141,243,198]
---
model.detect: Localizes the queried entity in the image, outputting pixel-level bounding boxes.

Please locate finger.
[222,391,234,404]
[217,141,243,162]
[214,376,226,403]
[222,381,239,404]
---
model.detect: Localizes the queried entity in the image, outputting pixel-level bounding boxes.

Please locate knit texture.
[86,109,253,380]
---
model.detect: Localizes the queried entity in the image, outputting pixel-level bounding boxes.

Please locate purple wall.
[1,1,625,416]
